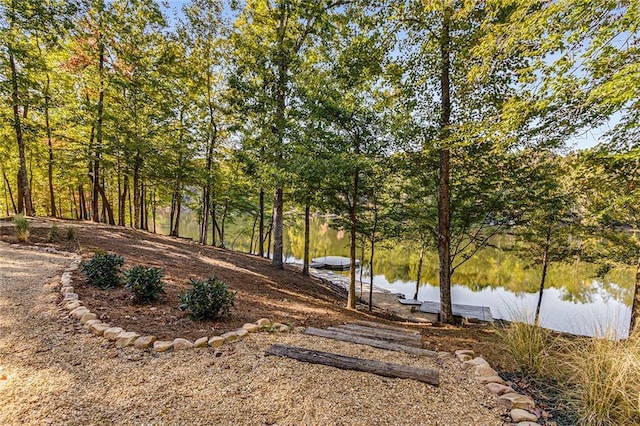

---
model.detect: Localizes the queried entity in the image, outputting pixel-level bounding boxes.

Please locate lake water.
[156,209,633,337]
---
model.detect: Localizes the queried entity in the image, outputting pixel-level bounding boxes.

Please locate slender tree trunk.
[2,169,17,214]
[438,6,454,324]
[152,188,156,233]
[9,48,33,216]
[369,207,377,312]
[78,185,88,220]
[93,33,105,223]
[348,170,359,310]
[414,245,425,300]
[133,151,141,228]
[219,200,228,248]
[273,187,284,268]
[631,258,640,333]
[97,182,115,225]
[258,189,265,257]
[211,200,217,247]
[535,229,552,326]
[3,176,9,216]
[127,181,133,227]
[249,213,257,254]
[43,73,56,217]
[360,238,365,298]
[302,202,311,275]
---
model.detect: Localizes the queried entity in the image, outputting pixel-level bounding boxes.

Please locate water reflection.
[156,210,633,337]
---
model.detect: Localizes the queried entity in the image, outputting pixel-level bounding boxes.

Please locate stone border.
[9,243,300,354]
[454,349,542,425]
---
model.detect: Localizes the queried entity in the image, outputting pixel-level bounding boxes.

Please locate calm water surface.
[156,210,633,337]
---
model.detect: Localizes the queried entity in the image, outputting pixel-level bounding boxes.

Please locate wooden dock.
[417,301,493,322]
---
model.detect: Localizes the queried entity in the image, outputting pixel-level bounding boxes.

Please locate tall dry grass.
[563,326,640,425]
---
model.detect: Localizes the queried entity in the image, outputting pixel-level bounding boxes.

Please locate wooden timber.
[265,344,439,386]
[350,320,422,335]
[304,327,437,357]
[329,324,423,348]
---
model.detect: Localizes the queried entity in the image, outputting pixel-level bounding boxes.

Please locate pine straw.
[0,243,505,425]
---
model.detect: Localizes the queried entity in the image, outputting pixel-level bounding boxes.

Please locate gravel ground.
[0,242,506,425]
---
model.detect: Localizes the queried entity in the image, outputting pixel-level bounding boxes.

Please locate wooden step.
[265,344,439,386]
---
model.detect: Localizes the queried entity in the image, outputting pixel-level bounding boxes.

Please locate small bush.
[65,226,76,240]
[179,276,236,321]
[124,266,164,303]
[13,214,30,242]
[80,251,124,289]
[48,224,59,242]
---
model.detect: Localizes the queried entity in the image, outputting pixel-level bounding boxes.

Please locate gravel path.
[0,242,505,425]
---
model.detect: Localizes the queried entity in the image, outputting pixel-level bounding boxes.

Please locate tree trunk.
[44,73,56,217]
[249,213,257,254]
[273,187,284,269]
[133,151,141,229]
[2,169,17,214]
[97,182,115,225]
[348,170,359,310]
[9,48,33,216]
[119,174,128,226]
[369,202,378,312]
[258,188,265,257]
[535,229,552,326]
[631,258,640,333]
[78,185,88,220]
[302,202,311,275]
[438,6,453,324]
[414,245,425,301]
[211,199,217,246]
[93,34,105,223]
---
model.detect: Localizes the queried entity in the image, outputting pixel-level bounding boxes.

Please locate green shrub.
[65,226,76,240]
[179,276,236,320]
[80,251,124,289]
[124,265,165,303]
[47,224,59,242]
[13,214,30,242]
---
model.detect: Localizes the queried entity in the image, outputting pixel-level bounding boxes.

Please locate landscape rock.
[220,332,238,343]
[256,318,271,327]
[103,327,125,341]
[462,357,490,370]
[235,329,249,339]
[63,293,79,301]
[498,393,536,410]
[64,301,82,311]
[134,336,156,349]
[173,338,194,350]
[475,364,498,377]
[515,422,540,426]
[84,319,102,328]
[115,332,140,348]
[80,313,98,324]
[194,337,209,348]
[242,323,259,333]
[485,383,515,395]
[61,286,74,295]
[89,322,111,336]
[153,341,173,352]
[70,307,90,319]
[208,336,225,348]
[477,375,506,385]
[292,326,306,333]
[454,349,475,357]
[511,409,539,423]
[272,322,289,332]
[456,353,473,362]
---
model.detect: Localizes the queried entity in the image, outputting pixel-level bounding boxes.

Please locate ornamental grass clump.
[496,318,554,377]
[80,251,124,289]
[179,276,236,321]
[13,214,30,242]
[124,265,165,303]
[563,326,640,426]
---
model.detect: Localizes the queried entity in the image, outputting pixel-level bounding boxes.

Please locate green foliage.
[80,251,124,289]
[124,265,165,303]
[179,276,236,321]
[13,215,30,242]
[47,224,59,242]
[65,226,76,241]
